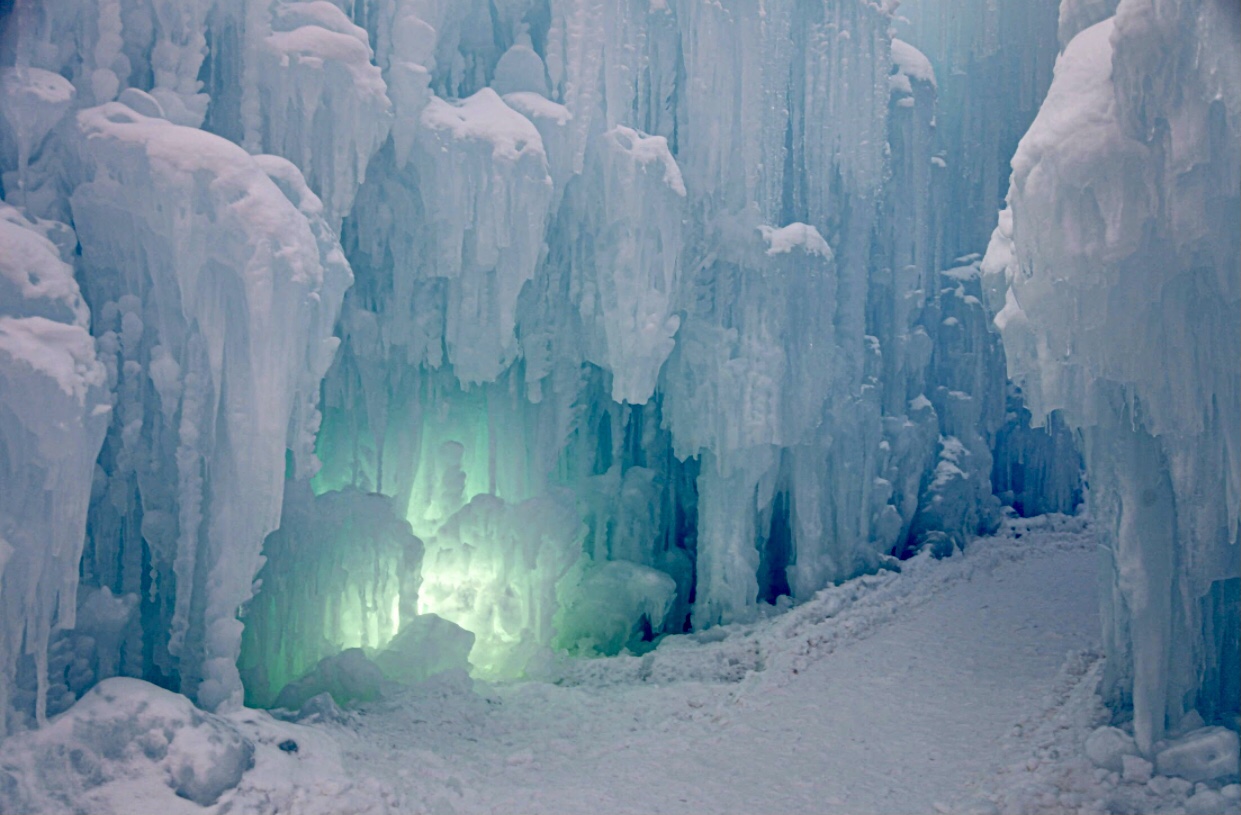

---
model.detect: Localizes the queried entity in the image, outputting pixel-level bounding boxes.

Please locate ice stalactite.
[984,4,1240,751]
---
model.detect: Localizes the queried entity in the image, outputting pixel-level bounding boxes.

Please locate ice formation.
[0,0,1228,785]
[984,3,1240,753]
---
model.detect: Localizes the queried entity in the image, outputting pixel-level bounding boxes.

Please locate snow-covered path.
[338,516,1101,814]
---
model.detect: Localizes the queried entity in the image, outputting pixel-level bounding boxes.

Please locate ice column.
[66,105,350,711]
[984,6,1240,751]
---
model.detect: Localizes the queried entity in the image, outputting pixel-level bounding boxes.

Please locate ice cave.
[0,0,1236,812]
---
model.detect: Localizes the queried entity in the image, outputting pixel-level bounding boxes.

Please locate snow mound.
[0,678,253,809]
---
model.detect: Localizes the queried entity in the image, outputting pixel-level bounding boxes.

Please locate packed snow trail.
[336,516,1100,814]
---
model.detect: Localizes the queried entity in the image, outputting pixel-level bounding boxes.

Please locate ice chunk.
[492,39,550,97]
[1122,754,1153,784]
[1187,789,1229,815]
[0,67,75,198]
[554,559,677,656]
[1087,726,1140,773]
[373,613,475,685]
[1154,727,1241,783]
[272,648,386,711]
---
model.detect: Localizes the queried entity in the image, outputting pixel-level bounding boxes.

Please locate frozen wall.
[0,0,353,726]
[893,0,1062,261]
[984,1,1240,752]
[0,0,1085,726]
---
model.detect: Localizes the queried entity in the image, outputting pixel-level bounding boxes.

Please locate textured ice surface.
[239,485,422,708]
[1154,727,1241,783]
[0,0,1107,737]
[0,204,108,730]
[985,6,1240,752]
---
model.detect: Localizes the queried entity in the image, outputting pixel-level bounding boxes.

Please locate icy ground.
[4,515,1237,814]
[341,514,1112,815]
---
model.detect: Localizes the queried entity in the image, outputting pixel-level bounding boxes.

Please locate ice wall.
[0,0,1086,725]
[984,3,1240,751]
[308,0,1030,670]
[0,0,356,727]
[893,0,1061,260]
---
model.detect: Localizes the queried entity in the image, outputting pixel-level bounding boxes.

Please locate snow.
[758,223,832,258]
[420,88,547,165]
[0,316,102,402]
[891,38,937,88]
[20,517,1221,815]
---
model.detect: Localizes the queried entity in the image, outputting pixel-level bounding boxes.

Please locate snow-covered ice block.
[890,39,937,89]
[1154,727,1241,783]
[577,125,686,404]
[66,102,350,713]
[413,88,553,384]
[759,223,832,258]
[258,1,392,227]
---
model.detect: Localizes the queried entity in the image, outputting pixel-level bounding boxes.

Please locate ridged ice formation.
[0,0,1105,731]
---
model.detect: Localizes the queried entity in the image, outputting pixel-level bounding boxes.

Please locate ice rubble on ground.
[0,0,1103,751]
[984,1,1239,756]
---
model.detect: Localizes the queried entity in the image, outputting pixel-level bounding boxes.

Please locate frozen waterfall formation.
[984,2,1241,753]
[0,0,1231,760]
